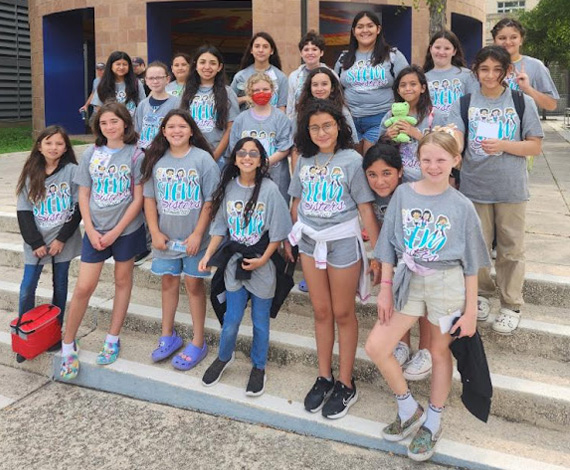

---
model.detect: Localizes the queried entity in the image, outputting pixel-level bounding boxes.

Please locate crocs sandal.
[60,342,80,380]
[151,331,183,362]
[172,341,208,371]
[298,279,309,293]
[96,339,120,365]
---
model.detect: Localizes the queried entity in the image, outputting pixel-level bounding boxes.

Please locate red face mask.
[251,91,272,106]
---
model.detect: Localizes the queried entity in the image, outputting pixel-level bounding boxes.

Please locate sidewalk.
[1,123,569,279]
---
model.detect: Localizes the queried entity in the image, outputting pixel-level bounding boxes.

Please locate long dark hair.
[239,32,282,70]
[91,102,138,147]
[423,30,467,72]
[141,109,213,183]
[295,100,354,157]
[97,51,141,107]
[472,46,511,85]
[393,65,432,124]
[340,11,393,70]
[16,126,77,203]
[210,137,270,226]
[180,45,229,131]
[296,67,346,115]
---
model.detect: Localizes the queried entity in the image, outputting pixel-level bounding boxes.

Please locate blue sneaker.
[151,331,183,362]
[96,339,120,365]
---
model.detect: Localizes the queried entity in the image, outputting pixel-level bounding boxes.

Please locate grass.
[0,126,87,154]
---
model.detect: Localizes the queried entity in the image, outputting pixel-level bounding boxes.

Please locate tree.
[518,0,570,68]
[413,0,447,38]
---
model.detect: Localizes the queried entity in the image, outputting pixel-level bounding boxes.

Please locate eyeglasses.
[146,76,168,82]
[236,149,261,159]
[308,121,337,134]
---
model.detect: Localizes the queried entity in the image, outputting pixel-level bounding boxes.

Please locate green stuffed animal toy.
[383,102,418,143]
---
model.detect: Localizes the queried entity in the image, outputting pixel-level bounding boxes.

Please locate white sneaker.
[393,341,410,367]
[492,308,521,335]
[403,349,432,381]
[477,296,491,321]
[491,249,497,260]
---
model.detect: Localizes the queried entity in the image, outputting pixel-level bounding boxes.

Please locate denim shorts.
[353,112,386,143]
[150,248,208,278]
[81,224,147,263]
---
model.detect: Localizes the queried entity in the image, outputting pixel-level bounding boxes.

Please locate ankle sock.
[105,334,119,344]
[395,390,418,422]
[61,341,75,356]
[424,402,444,434]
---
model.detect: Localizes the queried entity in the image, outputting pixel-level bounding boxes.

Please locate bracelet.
[381,280,393,285]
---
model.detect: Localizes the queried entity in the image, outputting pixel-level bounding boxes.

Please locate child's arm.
[283,197,300,262]
[144,197,168,251]
[17,211,47,257]
[394,120,423,141]
[516,65,557,111]
[198,235,224,272]
[184,202,212,256]
[358,202,381,284]
[481,136,541,157]
[50,203,82,256]
[242,241,281,271]
[78,186,104,251]
[450,274,477,338]
[99,184,144,249]
[268,149,290,166]
[377,261,394,324]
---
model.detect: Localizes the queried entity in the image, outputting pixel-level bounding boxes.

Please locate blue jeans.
[19,261,70,324]
[218,287,272,369]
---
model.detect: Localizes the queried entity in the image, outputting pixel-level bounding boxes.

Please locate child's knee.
[313,304,333,323]
[73,281,96,299]
[185,278,204,297]
[365,335,390,362]
[332,308,355,325]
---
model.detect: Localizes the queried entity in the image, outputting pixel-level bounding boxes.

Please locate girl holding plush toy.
[380,65,444,183]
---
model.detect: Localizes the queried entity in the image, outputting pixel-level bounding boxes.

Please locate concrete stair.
[0,211,569,470]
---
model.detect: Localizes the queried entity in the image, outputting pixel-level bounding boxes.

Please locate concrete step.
[0,325,567,470]
[0,276,568,432]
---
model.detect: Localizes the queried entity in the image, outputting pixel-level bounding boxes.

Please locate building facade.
[29,0,485,134]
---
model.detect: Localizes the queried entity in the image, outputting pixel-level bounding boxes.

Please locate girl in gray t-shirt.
[16,126,82,329]
[141,109,220,372]
[180,45,240,165]
[198,137,292,395]
[289,100,379,418]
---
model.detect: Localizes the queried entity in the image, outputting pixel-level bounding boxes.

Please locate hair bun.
[429,124,457,136]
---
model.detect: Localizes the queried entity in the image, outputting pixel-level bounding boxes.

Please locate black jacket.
[208,233,297,325]
[450,330,493,422]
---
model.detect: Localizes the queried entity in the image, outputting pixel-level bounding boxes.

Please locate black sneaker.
[202,354,234,387]
[245,367,266,397]
[134,249,151,266]
[322,378,358,419]
[304,375,335,413]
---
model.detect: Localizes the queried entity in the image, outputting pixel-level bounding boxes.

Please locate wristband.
[381,280,393,285]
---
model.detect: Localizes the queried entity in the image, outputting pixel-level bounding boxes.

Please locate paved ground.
[0,365,458,470]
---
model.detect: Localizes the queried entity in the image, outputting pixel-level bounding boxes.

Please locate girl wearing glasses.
[287,100,380,419]
[134,61,181,149]
[198,137,292,396]
[140,109,220,371]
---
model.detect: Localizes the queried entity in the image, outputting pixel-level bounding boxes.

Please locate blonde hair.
[246,72,274,96]
[417,128,461,160]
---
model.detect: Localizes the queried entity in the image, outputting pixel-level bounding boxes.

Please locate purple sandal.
[172,341,208,371]
[151,331,183,362]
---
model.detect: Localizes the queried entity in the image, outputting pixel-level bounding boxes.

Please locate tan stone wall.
[29,0,485,133]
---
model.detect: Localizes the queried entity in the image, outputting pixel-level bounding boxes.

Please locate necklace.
[314,152,335,170]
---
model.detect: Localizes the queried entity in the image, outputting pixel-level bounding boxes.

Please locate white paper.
[438,309,462,334]
[475,121,500,140]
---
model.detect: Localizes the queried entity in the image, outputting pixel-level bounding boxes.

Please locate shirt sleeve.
[91,88,102,107]
[200,156,221,203]
[447,99,465,134]
[274,112,293,152]
[229,113,243,152]
[143,177,155,198]
[530,58,560,99]
[132,147,144,186]
[230,72,244,97]
[521,94,545,139]
[348,155,375,204]
[137,81,147,103]
[374,189,398,264]
[210,198,229,236]
[266,183,293,242]
[288,158,302,198]
[286,71,298,120]
[462,204,491,275]
[74,146,95,188]
[379,111,392,138]
[134,101,144,133]
[227,87,240,122]
[392,49,409,77]
[276,70,289,108]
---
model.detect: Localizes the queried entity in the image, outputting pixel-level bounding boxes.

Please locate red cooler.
[10,304,61,360]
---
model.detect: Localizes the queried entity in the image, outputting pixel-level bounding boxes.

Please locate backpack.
[459,88,526,153]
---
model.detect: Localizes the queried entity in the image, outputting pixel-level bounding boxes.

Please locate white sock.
[396,390,418,422]
[61,341,75,356]
[105,334,119,344]
[424,403,444,434]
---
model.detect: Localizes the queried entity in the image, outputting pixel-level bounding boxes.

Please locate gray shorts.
[298,234,361,268]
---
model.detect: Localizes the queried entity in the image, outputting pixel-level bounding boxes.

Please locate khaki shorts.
[399,266,465,326]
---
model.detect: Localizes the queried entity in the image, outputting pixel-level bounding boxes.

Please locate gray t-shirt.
[210,178,292,299]
[134,95,181,149]
[336,49,409,117]
[504,55,560,100]
[448,88,544,203]
[229,108,293,201]
[425,67,478,117]
[288,148,375,230]
[92,81,147,117]
[143,147,220,259]
[75,144,144,235]
[17,164,82,265]
[188,85,240,154]
[165,81,185,97]
[230,64,289,110]
[380,107,445,182]
[373,193,392,225]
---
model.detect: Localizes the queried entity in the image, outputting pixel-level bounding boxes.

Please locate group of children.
[16,13,553,463]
